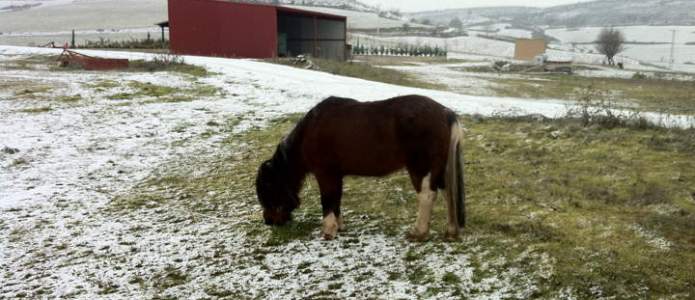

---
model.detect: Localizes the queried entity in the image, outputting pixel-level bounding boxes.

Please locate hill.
[533,0,695,27]
[409,0,695,28]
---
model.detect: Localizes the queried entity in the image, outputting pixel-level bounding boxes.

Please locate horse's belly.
[338,149,405,176]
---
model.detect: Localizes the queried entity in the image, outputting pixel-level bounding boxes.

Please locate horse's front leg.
[316,174,343,240]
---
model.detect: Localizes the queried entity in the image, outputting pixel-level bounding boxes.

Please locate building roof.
[276,5,346,20]
[205,0,347,21]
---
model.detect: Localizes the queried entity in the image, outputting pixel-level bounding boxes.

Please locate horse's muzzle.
[263,208,291,226]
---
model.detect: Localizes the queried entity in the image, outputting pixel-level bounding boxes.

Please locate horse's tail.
[445,116,466,230]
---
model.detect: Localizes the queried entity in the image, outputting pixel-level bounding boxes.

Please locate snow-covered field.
[0,45,592,299]
[351,33,650,70]
[0,0,167,46]
[0,0,167,33]
[1,46,693,298]
[547,26,695,45]
[469,23,534,39]
[0,0,416,47]
[546,26,695,71]
[286,5,428,30]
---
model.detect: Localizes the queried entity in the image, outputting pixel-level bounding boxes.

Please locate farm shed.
[514,38,547,61]
[167,0,348,60]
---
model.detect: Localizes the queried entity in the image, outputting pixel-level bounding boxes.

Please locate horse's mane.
[276,97,350,163]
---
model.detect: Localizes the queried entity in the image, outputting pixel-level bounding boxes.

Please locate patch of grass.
[154,266,188,290]
[112,113,695,298]
[0,55,60,70]
[353,55,474,66]
[12,86,53,99]
[57,94,82,102]
[18,106,51,113]
[442,272,461,284]
[83,80,119,91]
[463,116,695,298]
[128,54,209,77]
[106,81,220,102]
[270,58,444,90]
[490,74,695,115]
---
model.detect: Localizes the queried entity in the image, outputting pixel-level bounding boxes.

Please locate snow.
[284,5,428,30]
[1,45,692,208]
[547,26,695,45]
[469,23,533,39]
[0,46,692,299]
[546,26,695,72]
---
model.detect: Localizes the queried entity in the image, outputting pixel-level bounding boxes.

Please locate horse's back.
[299,95,456,177]
[311,95,453,125]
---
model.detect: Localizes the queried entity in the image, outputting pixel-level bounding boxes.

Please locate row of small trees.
[352,44,447,57]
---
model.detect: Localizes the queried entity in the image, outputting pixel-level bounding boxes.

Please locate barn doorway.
[277,10,346,60]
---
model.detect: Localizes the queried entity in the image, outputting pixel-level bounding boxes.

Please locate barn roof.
[205,0,347,21]
[276,6,346,20]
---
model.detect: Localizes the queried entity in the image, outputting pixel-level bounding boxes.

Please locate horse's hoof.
[406,231,429,242]
[337,216,345,232]
[444,232,460,242]
[322,232,337,240]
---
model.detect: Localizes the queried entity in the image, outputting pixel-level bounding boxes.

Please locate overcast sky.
[359,0,596,12]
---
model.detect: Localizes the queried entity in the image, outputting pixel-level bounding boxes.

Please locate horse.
[255,95,466,241]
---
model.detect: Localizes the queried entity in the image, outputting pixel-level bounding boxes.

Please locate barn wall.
[168,0,277,58]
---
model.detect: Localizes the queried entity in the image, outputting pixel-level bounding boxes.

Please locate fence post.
[71,30,75,48]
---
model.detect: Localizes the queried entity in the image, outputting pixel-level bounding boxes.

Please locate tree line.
[352,44,447,57]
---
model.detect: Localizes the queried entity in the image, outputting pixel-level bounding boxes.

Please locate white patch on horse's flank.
[322,212,338,239]
[413,174,437,237]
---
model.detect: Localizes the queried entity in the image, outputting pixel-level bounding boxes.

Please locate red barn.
[167,0,348,60]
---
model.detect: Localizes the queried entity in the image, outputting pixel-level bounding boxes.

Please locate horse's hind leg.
[316,174,343,240]
[408,173,437,242]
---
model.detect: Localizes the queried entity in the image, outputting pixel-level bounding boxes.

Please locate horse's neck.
[276,140,307,193]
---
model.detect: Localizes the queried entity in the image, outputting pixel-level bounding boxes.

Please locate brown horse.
[255,95,465,240]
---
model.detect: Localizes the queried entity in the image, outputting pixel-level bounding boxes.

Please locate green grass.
[56,94,82,102]
[106,81,221,102]
[0,55,61,71]
[489,74,695,115]
[271,58,445,90]
[18,106,51,113]
[353,55,476,66]
[12,86,54,99]
[2,53,209,78]
[111,114,695,298]
[128,58,210,77]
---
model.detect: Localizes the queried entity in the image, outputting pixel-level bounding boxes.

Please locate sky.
[359,0,596,12]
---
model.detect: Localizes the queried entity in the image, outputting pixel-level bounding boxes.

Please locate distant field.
[285,5,428,30]
[546,26,695,45]
[0,0,166,33]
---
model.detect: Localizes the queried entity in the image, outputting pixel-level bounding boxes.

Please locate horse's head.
[256,159,299,226]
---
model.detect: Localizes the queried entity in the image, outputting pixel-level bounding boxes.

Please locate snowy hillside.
[547,26,695,70]
[534,0,695,27]
[285,5,422,30]
[409,0,695,28]
[409,7,542,26]
[547,26,695,44]
[0,0,407,46]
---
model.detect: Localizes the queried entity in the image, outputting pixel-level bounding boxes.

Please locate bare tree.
[596,27,625,66]
[449,17,463,31]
